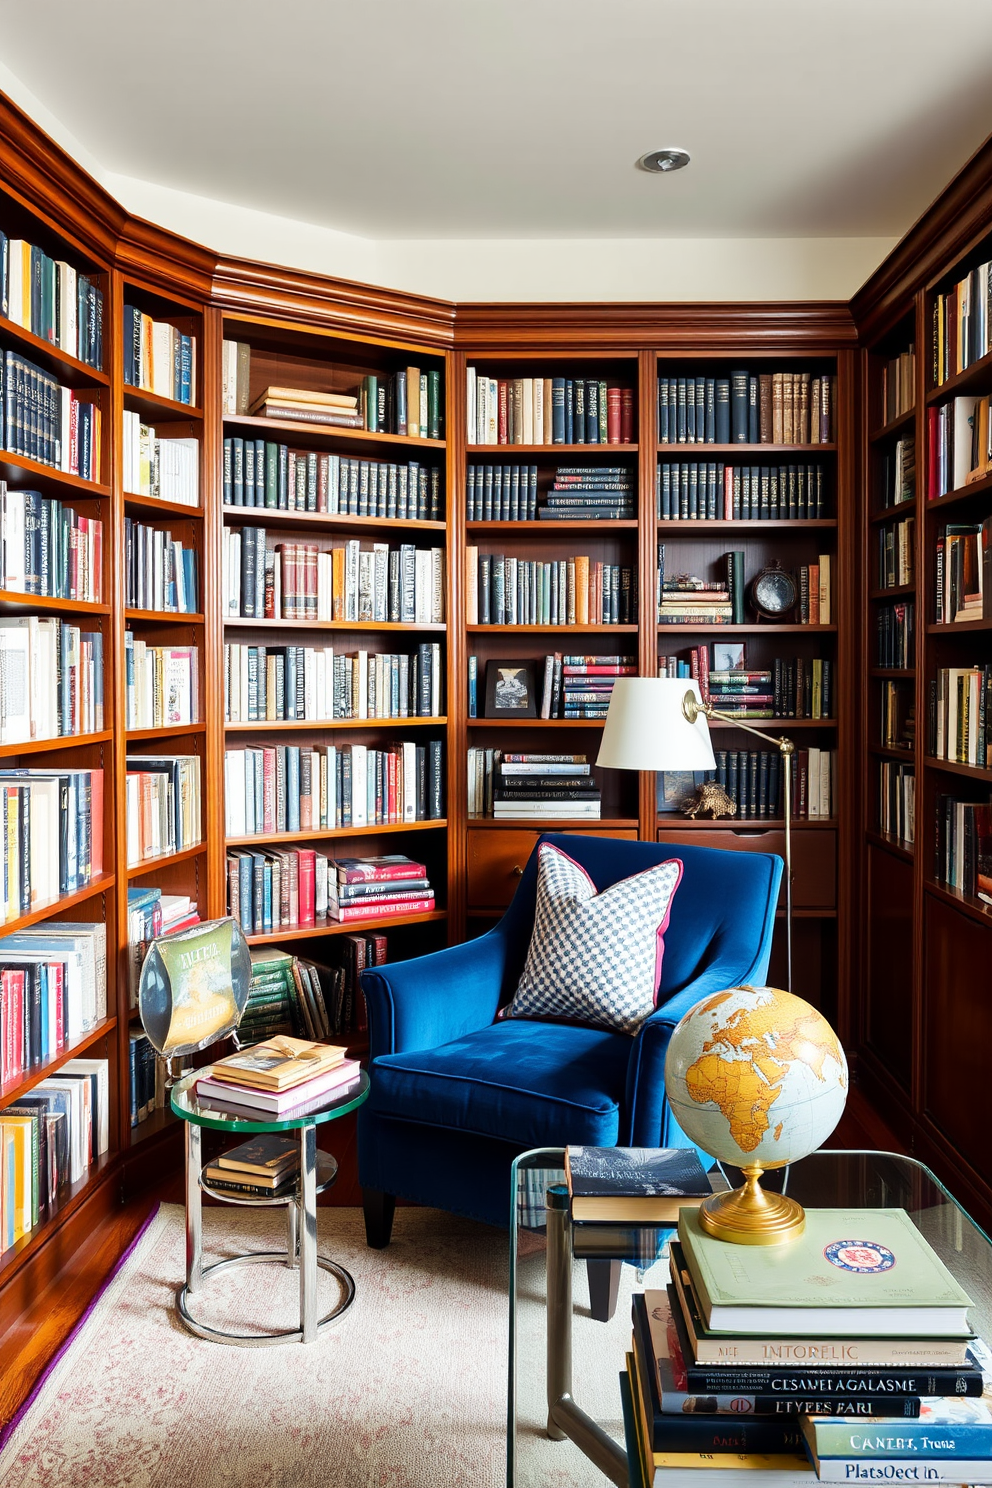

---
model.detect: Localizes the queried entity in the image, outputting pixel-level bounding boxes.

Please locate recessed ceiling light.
[637,148,691,174]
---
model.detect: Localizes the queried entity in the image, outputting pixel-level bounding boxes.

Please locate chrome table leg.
[185,1121,202,1293]
[300,1122,318,1344]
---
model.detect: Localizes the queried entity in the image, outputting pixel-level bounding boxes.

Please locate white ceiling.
[3,0,992,242]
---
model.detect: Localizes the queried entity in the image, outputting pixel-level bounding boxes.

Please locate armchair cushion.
[504,842,683,1034]
[366,1016,631,1149]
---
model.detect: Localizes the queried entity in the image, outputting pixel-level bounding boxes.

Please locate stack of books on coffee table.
[195,1036,360,1119]
[625,1206,992,1485]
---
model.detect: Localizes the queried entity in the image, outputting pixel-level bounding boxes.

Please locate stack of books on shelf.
[359,368,442,439]
[2,351,100,479]
[224,739,444,837]
[935,797,992,907]
[467,751,602,820]
[659,576,733,626]
[223,531,445,625]
[224,440,442,519]
[122,413,198,505]
[250,384,361,428]
[930,664,992,766]
[329,855,433,924]
[877,516,914,588]
[877,601,915,668]
[540,465,635,520]
[125,888,199,1007]
[228,841,435,935]
[0,484,103,600]
[935,520,991,622]
[466,463,538,521]
[465,549,636,626]
[881,347,915,422]
[123,519,199,614]
[238,950,296,1044]
[2,1056,109,1245]
[224,641,442,723]
[934,261,992,384]
[201,1134,301,1199]
[467,369,634,447]
[0,235,103,367]
[124,754,201,866]
[123,308,195,404]
[0,767,103,914]
[0,618,103,741]
[658,462,826,521]
[882,438,915,509]
[657,370,835,445]
[124,638,199,729]
[195,1036,361,1120]
[879,761,915,848]
[540,654,635,720]
[627,1203,992,1485]
[0,920,107,1084]
[665,649,833,720]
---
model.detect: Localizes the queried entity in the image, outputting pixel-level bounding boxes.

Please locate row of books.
[879,760,915,847]
[224,641,443,723]
[224,740,445,837]
[0,618,103,742]
[467,654,635,720]
[708,662,833,721]
[881,346,915,424]
[879,436,915,510]
[881,680,915,751]
[465,549,636,626]
[124,754,201,866]
[466,369,634,447]
[663,747,834,819]
[467,751,602,820]
[228,849,434,935]
[927,397,992,498]
[0,235,103,369]
[658,551,831,626]
[123,308,196,404]
[0,921,107,1087]
[466,463,637,522]
[236,947,373,1048]
[0,485,102,601]
[935,518,991,623]
[122,414,198,506]
[124,639,198,730]
[222,531,445,625]
[658,462,828,522]
[467,463,536,522]
[194,1035,361,1122]
[877,515,914,589]
[125,889,199,1005]
[934,260,992,385]
[359,370,443,439]
[877,601,914,669]
[2,350,101,480]
[936,796,992,907]
[222,439,442,519]
[931,665,992,768]
[128,1032,170,1127]
[1,1058,109,1248]
[657,371,836,445]
[0,768,104,916]
[221,354,444,441]
[123,519,199,614]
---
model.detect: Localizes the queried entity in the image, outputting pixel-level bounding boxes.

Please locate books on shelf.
[124,519,199,614]
[467,463,537,521]
[465,548,636,626]
[490,653,640,721]
[0,236,103,368]
[927,397,992,497]
[221,340,251,415]
[657,371,835,445]
[127,1030,177,1127]
[0,767,103,912]
[222,440,441,519]
[656,548,830,626]
[881,347,915,423]
[126,889,199,1006]
[227,844,434,934]
[877,601,914,669]
[122,412,198,505]
[935,519,991,622]
[360,368,442,438]
[679,747,835,820]
[0,483,103,600]
[0,920,107,1089]
[250,385,361,428]
[124,637,198,729]
[658,462,826,521]
[935,797,992,906]
[124,754,202,866]
[123,307,195,404]
[223,531,444,624]
[229,952,296,1044]
[1,350,101,479]
[224,739,444,836]
[466,369,634,446]
[930,665,992,767]
[882,437,915,510]
[565,1145,710,1223]
[879,761,915,847]
[224,641,442,723]
[881,680,915,751]
[540,465,635,520]
[657,645,833,721]
[468,750,602,820]
[0,617,103,741]
[934,262,992,385]
[202,1132,300,1196]
[877,516,914,589]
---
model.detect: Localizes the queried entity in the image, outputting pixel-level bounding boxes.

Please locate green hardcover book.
[678,1209,974,1339]
[264,442,279,509]
[364,374,379,432]
[427,369,441,439]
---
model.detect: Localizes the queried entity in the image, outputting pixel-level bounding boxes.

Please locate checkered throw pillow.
[505,843,683,1035]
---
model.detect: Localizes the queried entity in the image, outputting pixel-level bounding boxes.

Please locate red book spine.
[696,647,710,705]
[306,544,318,619]
[1,973,12,1090]
[334,896,434,922]
[89,769,103,877]
[927,406,940,499]
[724,465,734,520]
[14,978,24,1078]
[337,860,427,883]
[387,751,397,825]
[606,386,622,444]
[317,455,329,514]
[620,387,634,443]
[498,380,509,444]
[69,395,79,476]
[298,849,316,927]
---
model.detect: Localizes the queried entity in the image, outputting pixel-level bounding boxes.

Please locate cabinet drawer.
[655,827,836,911]
[467,827,638,909]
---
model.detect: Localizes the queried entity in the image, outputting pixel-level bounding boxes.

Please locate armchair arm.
[361,925,511,1060]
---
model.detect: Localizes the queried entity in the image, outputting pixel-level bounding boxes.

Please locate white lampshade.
[596,678,716,771]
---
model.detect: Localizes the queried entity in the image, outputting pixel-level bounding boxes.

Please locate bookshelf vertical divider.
[637,349,660,838]
[447,348,469,943]
[203,305,228,922]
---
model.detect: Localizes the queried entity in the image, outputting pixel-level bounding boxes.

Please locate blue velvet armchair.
[358,833,783,1250]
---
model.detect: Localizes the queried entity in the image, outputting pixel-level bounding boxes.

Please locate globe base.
[698,1164,805,1246]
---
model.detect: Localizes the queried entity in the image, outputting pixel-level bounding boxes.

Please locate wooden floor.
[0,1084,900,1434]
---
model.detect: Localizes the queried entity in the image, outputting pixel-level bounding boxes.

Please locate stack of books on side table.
[202,1134,301,1198]
[195,1036,361,1119]
[626,1205,992,1485]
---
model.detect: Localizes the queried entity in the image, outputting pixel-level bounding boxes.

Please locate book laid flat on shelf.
[677,1210,974,1339]
[565,1145,710,1222]
[210,1036,347,1091]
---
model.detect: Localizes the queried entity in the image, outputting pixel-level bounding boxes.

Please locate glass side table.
[171,1069,370,1347]
[509,1147,992,1488]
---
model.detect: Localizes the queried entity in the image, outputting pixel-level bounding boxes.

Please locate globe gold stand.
[699,1163,806,1246]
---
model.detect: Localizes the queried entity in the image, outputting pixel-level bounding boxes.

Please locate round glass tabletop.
[170,1068,370,1133]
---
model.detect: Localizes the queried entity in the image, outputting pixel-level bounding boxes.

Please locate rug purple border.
[0,1201,161,1454]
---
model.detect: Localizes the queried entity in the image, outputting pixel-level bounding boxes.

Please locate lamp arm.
[695,700,793,753]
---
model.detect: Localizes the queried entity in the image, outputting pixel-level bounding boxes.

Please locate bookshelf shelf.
[656,519,838,532]
[467,520,639,533]
[224,508,445,535]
[656,623,837,634]
[469,817,637,830]
[223,617,446,634]
[708,717,837,730]
[870,585,915,600]
[926,348,992,404]
[871,668,915,678]
[869,409,915,442]
[122,386,203,422]
[124,493,203,520]
[0,1017,117,1111]
[658,443,837,455]
[245,909,448,945]
[0,729,112,758]
[125,609,204,625]
[224,413,445,453]
[0,1149,116,1291]
[126,843,207,878]
[129,1108,177,1146]
[0,873,115,938]
[870,743,916,763]
[927,618,992,634]
[226,820,448,847]
[467,718,606,729]
[925,474,992,511]
[925,756,992,783]
[865,829,914,863]
[0,591,109,616]
[0,314,109,388]
[125,723,204,740]
[466,443,639,456]
[467,624,638,635]
[657,816,838,830]
[0,452,110,499]
[870,501,916,525]
[224,717,447,733]
[923,878,992,929]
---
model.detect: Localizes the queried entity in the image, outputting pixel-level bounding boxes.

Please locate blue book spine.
[466,465,476,522]
[748,375,760,443]
[286,747,300,832]
[551,378,566,443]
[223,438,232,505]
[586,380,599,443]
[262,860,273,933]
[731,370,749,442]
[468,656,477,718]
[564,380,574,444]
[180,335,192,404]
[705,378,716,443]
[529,465,538,520]
[123,306,134,385]
[809,1413,992,1459]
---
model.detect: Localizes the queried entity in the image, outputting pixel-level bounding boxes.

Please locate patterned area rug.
[0,1203,638,1488]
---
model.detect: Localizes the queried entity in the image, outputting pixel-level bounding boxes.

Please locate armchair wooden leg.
[586,1258,621,1323]
[362,1189,396,1249]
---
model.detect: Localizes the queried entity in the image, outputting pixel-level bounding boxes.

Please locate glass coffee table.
[508,1148,992,1487]
[171,1070,369,1346]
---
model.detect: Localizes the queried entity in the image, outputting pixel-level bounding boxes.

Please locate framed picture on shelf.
[712,641,746,672]
[657,771,711,813]
[485,660,538,719]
